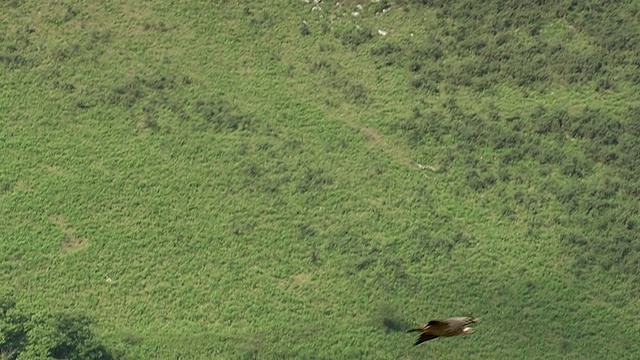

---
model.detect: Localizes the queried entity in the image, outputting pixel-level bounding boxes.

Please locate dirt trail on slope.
[335,110,439,174]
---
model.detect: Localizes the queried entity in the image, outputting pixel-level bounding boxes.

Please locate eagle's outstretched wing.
[414,333,439,345]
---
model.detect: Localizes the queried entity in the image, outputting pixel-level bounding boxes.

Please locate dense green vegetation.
[1,290,113,359]
[1,0,639,358]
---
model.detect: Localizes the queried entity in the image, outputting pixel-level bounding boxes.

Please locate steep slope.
[1,1,638,358]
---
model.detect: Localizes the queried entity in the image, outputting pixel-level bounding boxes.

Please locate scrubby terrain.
[2,1,639,358]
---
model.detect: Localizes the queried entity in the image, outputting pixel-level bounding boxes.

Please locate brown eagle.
[407,317,480,345]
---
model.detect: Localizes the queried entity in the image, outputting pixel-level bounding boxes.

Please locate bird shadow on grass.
[376,303,411,333]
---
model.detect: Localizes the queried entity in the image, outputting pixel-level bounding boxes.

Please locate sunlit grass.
[1,1,639,358]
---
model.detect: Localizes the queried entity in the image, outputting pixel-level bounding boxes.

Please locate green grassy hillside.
[2,1,639,358]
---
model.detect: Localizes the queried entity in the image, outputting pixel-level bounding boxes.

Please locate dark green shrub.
[0,292,113,360]
[410,76,439,94]
[336,26,373,48]
[299,22,310,36]
[194,99,254,132]
[344,83,370,105]
[370,42,404,66]
[297,167,334,193]
[560,155,588,178]
[109,80,145,107]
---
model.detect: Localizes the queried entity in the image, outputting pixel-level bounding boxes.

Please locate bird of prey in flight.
[407,317,480,345]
